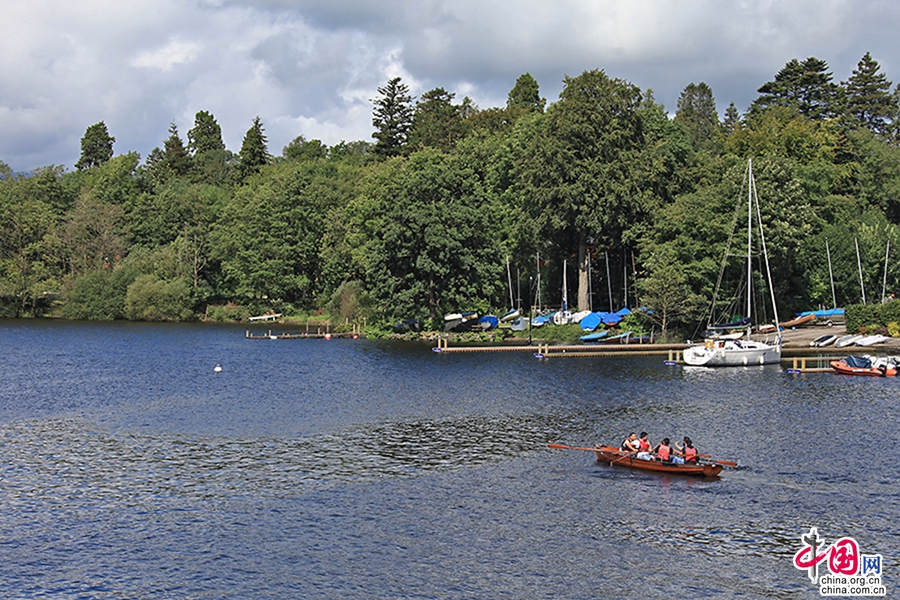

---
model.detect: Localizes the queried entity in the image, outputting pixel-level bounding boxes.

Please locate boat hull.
[683,339,781,366]
[830,360,897,377]
[593,446,722,477]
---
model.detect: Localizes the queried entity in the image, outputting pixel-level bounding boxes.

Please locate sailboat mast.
[751,159,781,336]
[506,255,514,309]
[882,238,891,303]
[826,239,837,310]
[856,238,866,305]
[747,159,754,328]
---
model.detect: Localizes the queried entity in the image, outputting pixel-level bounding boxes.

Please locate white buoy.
[214,364,222,373]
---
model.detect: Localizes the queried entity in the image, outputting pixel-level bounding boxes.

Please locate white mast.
[826,239,837,310]
[856,238,866,304]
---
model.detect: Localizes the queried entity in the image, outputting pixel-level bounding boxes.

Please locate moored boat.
[593,445,722,477]
[684,160,782,367]
[830,355,898,377]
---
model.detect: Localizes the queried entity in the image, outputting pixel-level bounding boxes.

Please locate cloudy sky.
[2,0,899,172]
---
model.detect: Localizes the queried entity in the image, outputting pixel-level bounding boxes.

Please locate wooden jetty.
[246,324,362,340]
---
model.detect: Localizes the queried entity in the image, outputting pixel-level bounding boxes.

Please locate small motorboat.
[810,334,838,347]
[830,355,898,377]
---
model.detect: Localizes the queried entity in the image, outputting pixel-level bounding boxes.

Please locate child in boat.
[653,438,672,462]
[635,432,653,460]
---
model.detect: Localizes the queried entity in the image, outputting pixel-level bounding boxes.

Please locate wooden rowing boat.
[593,445,723,477]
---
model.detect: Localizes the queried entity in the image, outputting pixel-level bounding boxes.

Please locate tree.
[518,70,647,311]
[408,87,466,152]
[143,123,193,186]
[372,77,414,157]
[674,82,719,151]
[843,52,893,135]
[238,116,271,179]
[75,122,115,170]
[283,136,328,161]
[507,73,546,113]
[635,247,705,339]
[187,110,226,155]
[750,57,843,121]
[721,102,742,137]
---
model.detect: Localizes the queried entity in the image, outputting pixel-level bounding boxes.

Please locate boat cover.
[844,355,872,368]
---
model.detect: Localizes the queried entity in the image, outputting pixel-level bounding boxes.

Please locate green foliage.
[408,88,467,152]
[8,60,900,331]
[750,57,843,121]
[507,73,546,113]
[845,300,900,334]
[64,266,139,320]
[675,82,720,152]
[75,122,115,171]
[843,52,894,135]
[238,116,271,179]
[187,110,226,155]
[372,77,414,157]
[282,136,328,162]
[124,274,194,321]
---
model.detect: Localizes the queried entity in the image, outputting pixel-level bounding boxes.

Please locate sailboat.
[683,159,782,367]
[552,259,574,325]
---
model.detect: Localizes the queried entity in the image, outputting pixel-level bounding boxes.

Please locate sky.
[2,0,900,173]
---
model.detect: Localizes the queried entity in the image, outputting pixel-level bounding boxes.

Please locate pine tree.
[751,57,842,121]
[721,102,742,136]
[187,110,226,155]
[843,52,894,135]
[239,116,271,178]
[408,88,465,152]
[674,82,719,151]
[507,73,546,113]
[372,77,414,157]
[143,123,193,186]
[75,122,115,170]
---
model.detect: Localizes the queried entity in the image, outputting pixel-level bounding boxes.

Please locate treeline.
[2,53,900,337]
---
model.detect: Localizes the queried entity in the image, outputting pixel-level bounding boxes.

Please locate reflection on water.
[0,321,897,599]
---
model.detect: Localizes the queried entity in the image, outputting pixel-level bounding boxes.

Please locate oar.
[548,443,601,452]
[701,457,738,467]
[548,443,636,463]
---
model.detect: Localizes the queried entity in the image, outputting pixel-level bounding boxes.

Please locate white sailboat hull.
[683,339,782,366]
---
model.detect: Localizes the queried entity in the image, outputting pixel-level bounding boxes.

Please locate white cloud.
[1,0,899,171]
[131,40,203,71]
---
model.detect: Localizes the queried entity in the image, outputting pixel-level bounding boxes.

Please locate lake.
[0,320,895,599]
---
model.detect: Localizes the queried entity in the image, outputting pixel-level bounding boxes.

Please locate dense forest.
[3,53,900,339]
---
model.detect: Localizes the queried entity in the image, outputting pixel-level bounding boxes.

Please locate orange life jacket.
[638,438,650,452]
[657,444,670,461]
[683,446,698,463]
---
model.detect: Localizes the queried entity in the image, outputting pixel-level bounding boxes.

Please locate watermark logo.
[792,527,886,596]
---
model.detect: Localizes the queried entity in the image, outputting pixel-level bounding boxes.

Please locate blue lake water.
[0,320,896,599]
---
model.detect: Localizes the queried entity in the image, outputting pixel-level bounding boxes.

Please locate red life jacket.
[684,446,698,463]
[657,444,670,461]
[639,438,650,452]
